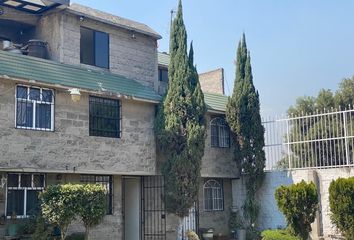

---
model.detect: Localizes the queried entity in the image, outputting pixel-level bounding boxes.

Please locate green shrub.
[329,177,354,240]
[261,229,299,240]
[275,180,318,240]
[32,214,52,240]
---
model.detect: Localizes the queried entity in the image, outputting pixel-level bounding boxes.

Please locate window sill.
[16,126,54,132]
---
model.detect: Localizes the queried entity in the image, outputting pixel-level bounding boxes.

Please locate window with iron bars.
[16,85,54,131]
[6,173,45,217]
[89,96,121,138]
[80,175,113,214]
[203,179,224,211]
[210,117,230,148]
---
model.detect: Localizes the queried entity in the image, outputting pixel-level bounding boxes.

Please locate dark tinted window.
[80,27,109,69]
[80,27,94,66]
[158,68,168,82]
[95,31,109,68]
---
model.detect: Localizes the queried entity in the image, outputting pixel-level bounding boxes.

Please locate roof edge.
[66,5,162,40]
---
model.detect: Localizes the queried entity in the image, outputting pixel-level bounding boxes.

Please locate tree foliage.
[78,184,106,240]
[226,34,265,235]
[155,0,206,219]
[40,184,106,240]
[329,177,354,240]
[284,77,354,168]
[275,180,318,240]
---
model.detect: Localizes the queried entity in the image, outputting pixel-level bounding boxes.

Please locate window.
[80,27,109,69]
[16,85,54,131]
[203,179,224,211]
[210,117,230,148]
[158,68,168,82]
[89,96,121,138]
[6,173,45,217]
[80,175,113,214]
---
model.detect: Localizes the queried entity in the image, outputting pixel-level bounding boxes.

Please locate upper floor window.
[158,68,168,82]
[16,85,54,131]
[80,175,113,215]
[210,117,230,148]
[203,179,224,211]
[80,27,109,69]
[89,96,121,138]
[7,173,45,217]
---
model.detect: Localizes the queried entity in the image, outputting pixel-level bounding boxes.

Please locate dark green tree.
[283,77,354,169]
[155,0,206,238]
[226,34,265,238]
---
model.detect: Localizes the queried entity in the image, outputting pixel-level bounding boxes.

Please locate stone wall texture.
[232,167,354,240]
[0,79,157,175]
[199,68,225,95]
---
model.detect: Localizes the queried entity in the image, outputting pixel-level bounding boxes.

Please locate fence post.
[286,119,292,169]
[343,111,350,166]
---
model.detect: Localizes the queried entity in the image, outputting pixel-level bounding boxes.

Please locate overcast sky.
[74,0,354,116]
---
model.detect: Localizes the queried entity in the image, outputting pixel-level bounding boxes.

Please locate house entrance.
[123,177,141,240]
[141,176,166,240]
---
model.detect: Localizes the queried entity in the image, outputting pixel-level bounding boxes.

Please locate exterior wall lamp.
[68,88,81,102]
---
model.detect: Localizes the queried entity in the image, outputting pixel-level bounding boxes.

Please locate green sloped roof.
[158,52,170,67]
[0,51,162,102]
[204,92,229,112]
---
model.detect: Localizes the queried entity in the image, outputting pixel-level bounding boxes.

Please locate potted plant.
[202,228,214,240]
[229,209,246,240]
[7,212,20,237]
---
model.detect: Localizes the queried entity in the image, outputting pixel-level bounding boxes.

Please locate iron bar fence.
[263,108,354,171]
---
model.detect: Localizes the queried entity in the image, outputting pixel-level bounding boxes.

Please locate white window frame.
[210,117,230,148]
[5,173,45,218]
[15,85,54,131]
[203,179,224,211]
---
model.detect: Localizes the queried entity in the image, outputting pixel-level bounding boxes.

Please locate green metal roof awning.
[0,0,69,14]
[0,51,162,102]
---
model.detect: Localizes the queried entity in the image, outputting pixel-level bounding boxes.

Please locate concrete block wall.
[201,114,238,178]
[0,79,157,175]
[232,167,354,239]
[60,13,158,90]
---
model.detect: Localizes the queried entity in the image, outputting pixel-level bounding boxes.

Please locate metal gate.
[181,202,199,240]
[141,176,166,240]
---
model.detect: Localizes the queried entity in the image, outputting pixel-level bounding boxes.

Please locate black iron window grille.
[80,175,113,215]
[203,179,224,211]
[210,117,230,148]
[15,85,54,131]
[89,96,121,138]
[6,173,45,217]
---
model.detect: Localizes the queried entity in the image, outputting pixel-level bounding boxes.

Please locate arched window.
[210,117,230,148]
[203,179,224,211]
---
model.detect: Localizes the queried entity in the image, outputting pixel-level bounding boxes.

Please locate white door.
[124,177,141,240]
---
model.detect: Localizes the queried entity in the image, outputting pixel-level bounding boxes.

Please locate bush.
[40,184,106,240]
[261,229,299,240]
[275,180,318,239]
[329,177,354,239]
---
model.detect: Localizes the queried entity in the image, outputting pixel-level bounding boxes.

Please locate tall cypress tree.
[226,34,266,235]
[155,0,206,237]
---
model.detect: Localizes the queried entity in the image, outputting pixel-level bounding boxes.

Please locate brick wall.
[199,68,225,95]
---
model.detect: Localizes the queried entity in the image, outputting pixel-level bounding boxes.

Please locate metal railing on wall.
[263,108,354,171]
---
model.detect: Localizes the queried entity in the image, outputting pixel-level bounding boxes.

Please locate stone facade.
[199,68,225,95]
[232,167,354,239]
[0,79,157,175]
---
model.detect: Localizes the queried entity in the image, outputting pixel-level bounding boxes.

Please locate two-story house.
[0,1,238,239]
